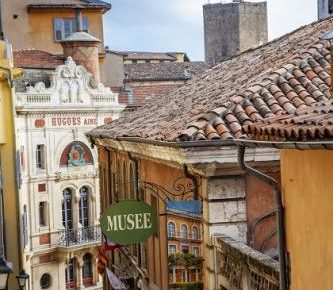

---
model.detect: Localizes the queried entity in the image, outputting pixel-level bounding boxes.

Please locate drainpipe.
[237,145,288,290]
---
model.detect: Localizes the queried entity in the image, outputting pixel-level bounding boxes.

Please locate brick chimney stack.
[61,5,101,83]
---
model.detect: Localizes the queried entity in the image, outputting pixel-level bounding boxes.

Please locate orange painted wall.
[97,147,203,290]
[245,172,279,252]
[140,159,189,290]
[281,149,333,290]
[4,7,104,54]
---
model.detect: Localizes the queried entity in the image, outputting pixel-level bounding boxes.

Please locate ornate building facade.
[14,57,125,290]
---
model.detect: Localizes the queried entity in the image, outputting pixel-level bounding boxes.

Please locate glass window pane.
[83,17,89,32]
[62,188,72,229]
[79,187,89,228]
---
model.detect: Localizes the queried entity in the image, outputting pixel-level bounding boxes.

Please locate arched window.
[79,186,89,228]
[62,188,73,230]
[180,224,188,239]
[65,258,76,288]
[82,253,93,286]
[192,226,199,240]
[167,222,176,237]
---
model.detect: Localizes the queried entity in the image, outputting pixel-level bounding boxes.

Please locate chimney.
[320,30,333,97]
[61,5,101,82]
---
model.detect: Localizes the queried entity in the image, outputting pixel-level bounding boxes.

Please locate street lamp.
[16,270,29,290]
[0,256,13,290]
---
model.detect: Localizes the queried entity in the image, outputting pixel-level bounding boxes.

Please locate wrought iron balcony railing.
[167,231,202,241]
[56,225,102,247]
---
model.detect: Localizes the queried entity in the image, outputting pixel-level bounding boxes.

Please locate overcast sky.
[103,0,317,61]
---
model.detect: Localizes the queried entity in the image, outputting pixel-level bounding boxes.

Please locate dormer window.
[53,17,89,41]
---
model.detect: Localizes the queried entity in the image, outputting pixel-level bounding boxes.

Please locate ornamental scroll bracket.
[112,166,202,205]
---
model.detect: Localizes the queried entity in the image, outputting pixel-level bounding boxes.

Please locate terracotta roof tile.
[27,0,111,12]
[124,62,208,81]
[244,102,333,141]
[88,17,333,143]
[13,49,64,69]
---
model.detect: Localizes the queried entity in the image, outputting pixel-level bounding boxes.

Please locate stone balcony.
[212,234,279,290]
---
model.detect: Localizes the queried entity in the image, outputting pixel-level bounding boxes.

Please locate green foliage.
[168,253,203,269]
[169,282,204,290]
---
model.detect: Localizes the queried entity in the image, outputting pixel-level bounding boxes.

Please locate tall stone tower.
[318,0,333,19]
[203,1,268,66]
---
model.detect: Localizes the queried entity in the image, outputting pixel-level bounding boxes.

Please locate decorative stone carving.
[16,57,119,107]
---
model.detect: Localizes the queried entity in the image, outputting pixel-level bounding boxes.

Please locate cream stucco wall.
[15,59,125,290]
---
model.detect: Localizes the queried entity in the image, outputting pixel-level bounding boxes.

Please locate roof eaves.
[27,2,111,13]
[87,133,236,149]
[234,139,333,150]
[123,77,189,82]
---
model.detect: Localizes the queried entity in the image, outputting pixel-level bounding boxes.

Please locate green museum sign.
[100,200,157,245]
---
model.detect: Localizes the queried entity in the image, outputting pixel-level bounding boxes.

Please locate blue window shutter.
[54,18,63,41]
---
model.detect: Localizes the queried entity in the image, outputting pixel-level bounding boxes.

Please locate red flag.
[103,235,120,251]
[97,249,108,275]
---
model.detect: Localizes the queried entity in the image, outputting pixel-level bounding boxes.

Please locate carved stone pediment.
[16,57,119,107]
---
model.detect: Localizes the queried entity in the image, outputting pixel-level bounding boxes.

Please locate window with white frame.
[192,246,200,256]
[192,226,199,240]
[53,17,89,41]
[62,188,73,230]
[36,144,45,169]
[180,224,188,239]
[167,222,176,237]
[168,244,177,255]
[79,186,89,228]
[65,258,76,287]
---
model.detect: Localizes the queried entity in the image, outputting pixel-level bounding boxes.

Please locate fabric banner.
[103,235,120,251]
[106,267,127,290]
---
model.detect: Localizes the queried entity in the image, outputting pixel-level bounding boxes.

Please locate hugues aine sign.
[100,200,157,244]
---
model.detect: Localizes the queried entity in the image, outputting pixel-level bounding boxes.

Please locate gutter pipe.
[238,145,288,290]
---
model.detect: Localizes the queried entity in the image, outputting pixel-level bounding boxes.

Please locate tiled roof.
[243,101,333,141]
[27,0,111,11]
[14,49,65,69]
[87,17,333,143]
[124,62,209,81]
[122,51,187,61]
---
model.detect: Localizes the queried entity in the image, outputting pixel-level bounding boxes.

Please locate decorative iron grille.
[56,225,101,247]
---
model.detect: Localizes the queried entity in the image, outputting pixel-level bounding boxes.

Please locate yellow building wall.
[0,41,22,289]
[281,150,333,290]
[2,0,105,54]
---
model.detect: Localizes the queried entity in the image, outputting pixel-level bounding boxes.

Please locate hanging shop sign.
[100,200,157,245]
